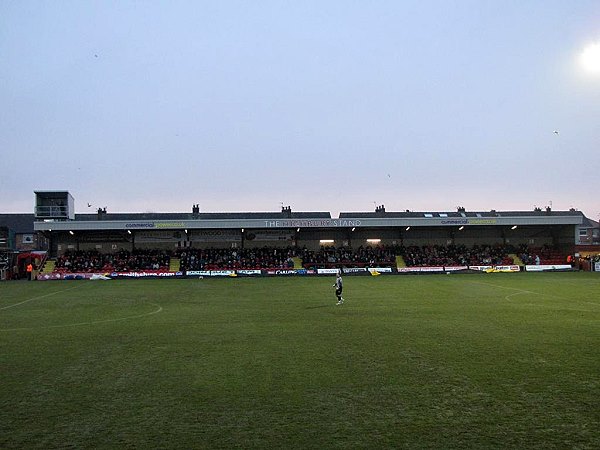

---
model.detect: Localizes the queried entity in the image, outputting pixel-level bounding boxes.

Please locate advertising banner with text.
[525,264,571,272]
[136,230,185,242]
[245,230,294,241]
[189,230,242,242]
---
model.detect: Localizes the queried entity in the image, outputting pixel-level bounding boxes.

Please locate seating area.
[54,249,170,273]
[301,246,397,269]
[401,244,514,267]
[176,247,297,271]
[518,245,567,265]
[48,243,568,273]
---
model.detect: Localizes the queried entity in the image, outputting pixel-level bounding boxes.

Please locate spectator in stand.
[176,247,299,271]
[301,245,397,269]
[401,244,513,268]
[54,249,171,273]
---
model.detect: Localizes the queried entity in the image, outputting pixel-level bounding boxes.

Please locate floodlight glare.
[581,42,600,74]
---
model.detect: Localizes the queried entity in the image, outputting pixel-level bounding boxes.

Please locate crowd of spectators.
[54,249,170,273]
[301,245,398,269]
[517,244,565,265]
[401,244,514,267]
[49,243,575,273]
[518,251,539,265]
[176,247,297,271]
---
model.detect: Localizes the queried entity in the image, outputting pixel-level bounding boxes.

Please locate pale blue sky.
[1,1,599,219]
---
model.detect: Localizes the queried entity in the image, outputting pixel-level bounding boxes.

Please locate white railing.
[35,206,69,218]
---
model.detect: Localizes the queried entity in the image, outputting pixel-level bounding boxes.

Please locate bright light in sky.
[581,42,600,74]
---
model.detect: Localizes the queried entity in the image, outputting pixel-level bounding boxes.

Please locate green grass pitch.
[1,273,599,449]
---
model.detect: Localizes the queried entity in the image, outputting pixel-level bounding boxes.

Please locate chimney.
[97,207,107,220]
[281,205,292,218]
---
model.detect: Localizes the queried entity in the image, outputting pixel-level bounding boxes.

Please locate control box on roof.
[34,191,75,221]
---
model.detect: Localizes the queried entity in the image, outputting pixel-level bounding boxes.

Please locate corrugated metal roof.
[3,210,595,232]
[73,211,331,221]
[339,210,585,219]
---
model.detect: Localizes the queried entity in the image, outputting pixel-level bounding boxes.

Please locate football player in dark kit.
[333,271,344,305]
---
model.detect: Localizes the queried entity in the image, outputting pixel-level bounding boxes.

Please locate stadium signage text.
[37,272,96,280]
[269,269,300,275]
[264,219,362,228]
[126,223,155,228]
[440,219,497,225]
[156,222,185,229]
[38,264,540,280]
[111,271,181,278]
[210,270,236,276]
[368,267,393,273]
[342,267,368,273]
[262,218,498,228]
[525,264,571,272]
[237,270,262,275]
[402,266,444,273]
[190,229,242,242]
[125,222,186,229]
[317,268,341,274]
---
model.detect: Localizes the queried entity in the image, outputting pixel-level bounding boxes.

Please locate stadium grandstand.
[1,191,599,280]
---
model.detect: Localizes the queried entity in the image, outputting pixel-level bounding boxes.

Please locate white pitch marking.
[467,280,535,295]
[469,281,600,311]
[0,285,81,311]
[0,303,163,332]
[504,291,530,301]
